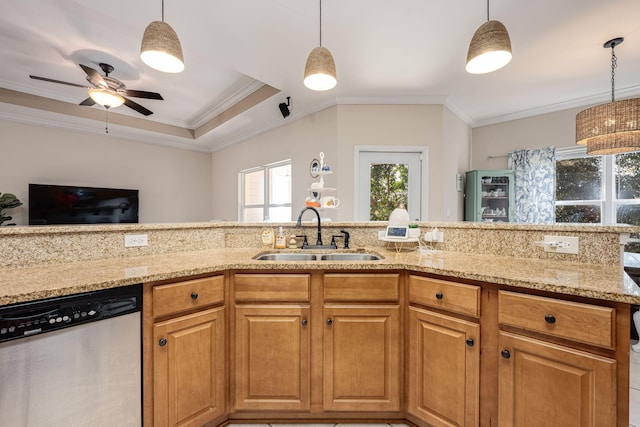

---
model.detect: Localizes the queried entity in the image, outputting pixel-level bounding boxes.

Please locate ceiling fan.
[29,63,163,116]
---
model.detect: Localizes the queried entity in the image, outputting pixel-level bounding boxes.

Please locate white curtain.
[508,147,556,223]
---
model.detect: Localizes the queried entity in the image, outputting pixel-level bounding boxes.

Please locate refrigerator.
[465,169,515,222]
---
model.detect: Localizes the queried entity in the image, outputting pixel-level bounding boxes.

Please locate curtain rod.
[487,154,509,159]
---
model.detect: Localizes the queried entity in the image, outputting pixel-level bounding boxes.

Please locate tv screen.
[29,184,139,225]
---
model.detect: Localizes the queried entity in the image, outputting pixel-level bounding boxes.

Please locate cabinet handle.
[466,338,475,347]
[190,292,198,300]
[435,292,444,300]
[159,338,167,347]
[326,318,333,326]
[544,314,556,324]
[501,349,511,359]
[301,319,308,326]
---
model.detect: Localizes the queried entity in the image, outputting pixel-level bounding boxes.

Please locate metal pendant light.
[466,0,512,74]
[140,0,185,73]
[576,37,640,155]
[304,0,337,91]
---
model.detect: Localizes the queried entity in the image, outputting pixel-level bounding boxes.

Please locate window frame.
[238,159,291,222]
[555,146,639,225]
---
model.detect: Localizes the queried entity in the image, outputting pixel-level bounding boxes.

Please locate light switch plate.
[543,235,579,254]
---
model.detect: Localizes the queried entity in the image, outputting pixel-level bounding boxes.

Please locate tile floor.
[228,348,640,427]
[631,341,640,427]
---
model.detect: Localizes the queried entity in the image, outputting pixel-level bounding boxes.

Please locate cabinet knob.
[544,314,556,324]
[301,319,308,326]
[159,338,167,347]
[326,318,333,326]
[191,292,198,300]
[466,338,475,347]
[435,292,444,300]
[501,349,511,359]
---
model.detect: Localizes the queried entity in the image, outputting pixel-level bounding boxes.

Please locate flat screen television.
[29,184,139,225]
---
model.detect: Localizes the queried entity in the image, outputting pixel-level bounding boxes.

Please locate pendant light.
[576,37,640,155]
[140,0,184,73]
[304,0,336,91]
[466,0,512,74]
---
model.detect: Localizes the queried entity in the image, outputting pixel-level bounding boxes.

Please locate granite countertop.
[1,247,639,306]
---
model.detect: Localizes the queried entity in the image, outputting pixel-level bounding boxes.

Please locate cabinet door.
[323,305,400,412]
[234,304,310,411]
[408,306,479,427]
[153,306,226,427]
[498,331,616,427]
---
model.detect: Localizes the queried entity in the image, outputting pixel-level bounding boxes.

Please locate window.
[555,147,640,226]
[239,160,291,222]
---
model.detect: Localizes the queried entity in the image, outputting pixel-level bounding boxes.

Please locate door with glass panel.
[356,150,423,221]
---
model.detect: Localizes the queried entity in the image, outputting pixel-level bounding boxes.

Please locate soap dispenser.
[275,227,286,249]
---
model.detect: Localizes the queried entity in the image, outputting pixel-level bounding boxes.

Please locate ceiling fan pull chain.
[105,107,109,134]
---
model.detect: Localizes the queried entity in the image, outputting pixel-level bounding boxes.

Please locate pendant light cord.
[161,0,165,22]
[319,0,323,47]
[486,0,490,21]
[611,44,617,102]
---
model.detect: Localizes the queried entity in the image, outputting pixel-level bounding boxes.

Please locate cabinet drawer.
[498,291,615,349]
[409,275,480,317]
[234,274,310,302]
[153,275,225,318]
[324,273,399,302]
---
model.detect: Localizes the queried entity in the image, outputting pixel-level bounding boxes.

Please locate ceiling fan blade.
[79,97,95,106]
[29,75,87,88]
[123,89,163,100]
[79,64,107,88]
[124,97,153,116]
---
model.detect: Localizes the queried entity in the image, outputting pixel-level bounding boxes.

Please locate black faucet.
[296,207,337,249]
[331,230,350,249]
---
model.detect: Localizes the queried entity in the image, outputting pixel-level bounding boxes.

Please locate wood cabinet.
[407,275,480,427]
[498,331,616,427]
[232,273,311,412]
[324,304,400,411]
[234,304,310,411]
[496,290,620,427]
[148,275,227,427]
[323,273,401,412]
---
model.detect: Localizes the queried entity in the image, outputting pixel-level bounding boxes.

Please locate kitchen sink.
[254,252,382,261]
[254,253,318,261]
[318,253,382,261]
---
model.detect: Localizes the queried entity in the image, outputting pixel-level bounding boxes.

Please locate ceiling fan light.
[466,20,512,74]
[88,88,125,108]
[304,46,337,91]
[140,21,185,73]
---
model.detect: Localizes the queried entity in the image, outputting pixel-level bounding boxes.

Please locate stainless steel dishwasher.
[0,284,142,427]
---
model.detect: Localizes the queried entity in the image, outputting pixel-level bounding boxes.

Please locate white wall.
[211,104,471,221]
[471,106,582,170]
[0,120,212,224]
[210,107,338,221]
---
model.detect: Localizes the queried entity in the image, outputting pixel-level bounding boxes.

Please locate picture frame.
[310,158,320,178]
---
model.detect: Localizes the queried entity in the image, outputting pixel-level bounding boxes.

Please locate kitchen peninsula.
[1,221,639,427]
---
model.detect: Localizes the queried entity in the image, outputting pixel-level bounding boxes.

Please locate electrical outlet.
[423,228,444,243]
[543,235,579,254]
[124,234,148,247]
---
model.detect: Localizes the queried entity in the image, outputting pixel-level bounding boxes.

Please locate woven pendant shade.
[576,98,640,154]
[304,46,337,91]
[576,37,640,155]
[140,21,184,73]
[466,20,512,74]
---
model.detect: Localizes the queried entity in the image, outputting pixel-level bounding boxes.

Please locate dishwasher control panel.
[0,284,141,343]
